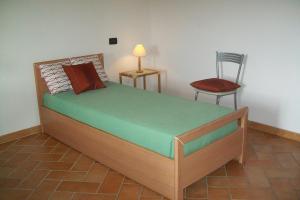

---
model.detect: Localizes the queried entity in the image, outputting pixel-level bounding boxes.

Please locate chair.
[190,51,245,110]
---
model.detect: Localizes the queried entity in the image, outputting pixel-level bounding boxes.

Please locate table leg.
[133,78,137,88]
[119,74,122,84]
[143,76,146,90]
[158,73,161,93]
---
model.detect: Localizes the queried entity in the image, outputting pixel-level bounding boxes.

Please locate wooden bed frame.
[34,53,248,200]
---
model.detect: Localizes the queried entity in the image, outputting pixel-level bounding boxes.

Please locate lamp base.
[136,57,143,73]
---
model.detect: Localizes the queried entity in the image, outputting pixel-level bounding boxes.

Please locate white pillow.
[39,59,72,94]
[70,55,108,81]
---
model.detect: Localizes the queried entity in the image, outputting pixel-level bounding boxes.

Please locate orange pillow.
[63,62,105,94]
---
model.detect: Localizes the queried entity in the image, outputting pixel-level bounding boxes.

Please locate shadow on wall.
[243,92,280,126]
[143,45,169,92]
[240,54,248,84]
[147,45,160,67]
[236,54,248,108]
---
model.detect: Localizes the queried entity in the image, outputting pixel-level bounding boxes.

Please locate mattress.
[43,81,237,158]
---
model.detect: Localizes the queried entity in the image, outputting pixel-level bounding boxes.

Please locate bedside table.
[119,68,161,93]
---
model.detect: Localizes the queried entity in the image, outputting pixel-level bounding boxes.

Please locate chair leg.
[216,96,220,105]
[234,92,237,110]
[194,91,199,101]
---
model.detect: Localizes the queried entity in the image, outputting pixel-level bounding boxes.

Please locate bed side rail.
[176,107,248,144]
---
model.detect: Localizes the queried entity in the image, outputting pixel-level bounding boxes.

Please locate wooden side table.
[119,68,161,93]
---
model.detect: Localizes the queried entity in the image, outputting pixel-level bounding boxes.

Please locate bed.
[34,53,248,200]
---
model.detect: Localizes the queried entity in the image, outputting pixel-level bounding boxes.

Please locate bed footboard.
[174,107,248,200]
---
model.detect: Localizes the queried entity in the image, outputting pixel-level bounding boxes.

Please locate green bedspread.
[43,82,237,158]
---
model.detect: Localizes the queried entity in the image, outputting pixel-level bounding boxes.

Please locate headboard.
[33,53,104,110]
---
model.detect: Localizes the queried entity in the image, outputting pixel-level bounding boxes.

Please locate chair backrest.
[216,51,244,83]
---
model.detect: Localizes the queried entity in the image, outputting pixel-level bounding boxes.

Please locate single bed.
[34,53,248,200]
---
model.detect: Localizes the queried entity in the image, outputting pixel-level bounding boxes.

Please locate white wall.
[1,0,299,136]
[0,0,151,135]
[149,0,300,133]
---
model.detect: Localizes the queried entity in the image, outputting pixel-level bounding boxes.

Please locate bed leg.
[175,188,184,200]
[174,138,184,200]
[40,125,45,135]
[38,104,45,135]
[238,109,248,165]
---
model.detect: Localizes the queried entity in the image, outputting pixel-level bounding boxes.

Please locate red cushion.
[190,78,240,92]
[63,62,105,94]
[79,62,106,90]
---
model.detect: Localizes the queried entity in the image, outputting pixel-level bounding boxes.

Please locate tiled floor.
[0,129,299,200]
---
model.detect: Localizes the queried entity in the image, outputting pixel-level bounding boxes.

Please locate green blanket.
[43,82,236,158]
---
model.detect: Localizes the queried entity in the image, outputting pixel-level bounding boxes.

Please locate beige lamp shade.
[133,44,146,57]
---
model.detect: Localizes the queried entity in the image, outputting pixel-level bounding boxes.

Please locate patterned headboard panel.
[33,53,104,109]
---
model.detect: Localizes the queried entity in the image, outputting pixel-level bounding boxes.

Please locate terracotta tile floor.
[0,128,300,200]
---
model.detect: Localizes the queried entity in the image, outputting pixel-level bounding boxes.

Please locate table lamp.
[133,44,146,73]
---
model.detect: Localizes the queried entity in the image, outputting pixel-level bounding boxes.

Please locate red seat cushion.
[190,78,240,92]
[63,62,105,94]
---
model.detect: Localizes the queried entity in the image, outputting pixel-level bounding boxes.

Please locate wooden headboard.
[33,53,104,110]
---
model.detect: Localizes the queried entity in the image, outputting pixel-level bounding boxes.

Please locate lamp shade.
[133,44,146,57]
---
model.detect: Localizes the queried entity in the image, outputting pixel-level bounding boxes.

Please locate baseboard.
[0,125,41,144]
[249,121,300,142]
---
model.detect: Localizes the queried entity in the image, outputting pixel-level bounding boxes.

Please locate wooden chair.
[191,52,245,110]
